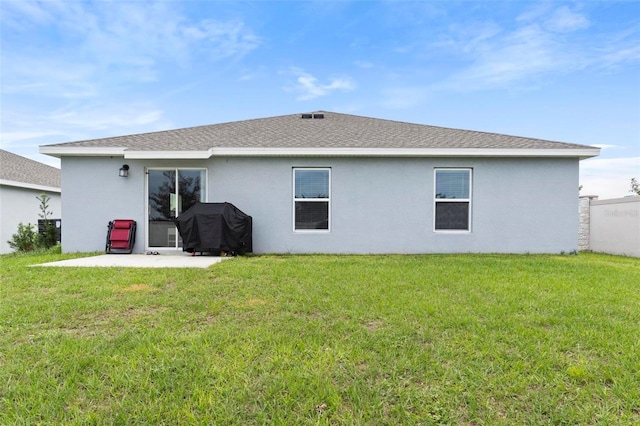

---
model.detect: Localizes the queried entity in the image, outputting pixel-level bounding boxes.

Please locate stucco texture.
[59,156,579,254]
[0,186,61,254]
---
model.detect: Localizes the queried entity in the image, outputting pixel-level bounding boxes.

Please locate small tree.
[631,178,640,196]
[36,193,58,249]
[7,222,38,252]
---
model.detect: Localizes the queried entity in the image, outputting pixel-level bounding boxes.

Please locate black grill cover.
[174,202,252,254]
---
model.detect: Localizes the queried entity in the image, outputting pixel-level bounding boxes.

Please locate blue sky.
[1,0,638,198]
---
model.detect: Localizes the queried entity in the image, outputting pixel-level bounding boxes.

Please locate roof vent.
[313,113,324,119]
[301,113,312,119]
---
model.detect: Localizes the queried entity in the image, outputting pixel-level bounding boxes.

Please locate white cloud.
[0,0,55,27]
[1,54,99,98]
[544,6,590,33]
[441,23,580,91]
[237,66,267,82]
[599,45,640,70]
[0,131,66,146]
[0,1,261,97]
[0,103,171,150]
[184,19,261,60]
[517,4,589,33]
[48,107,165,132]
[516,2,553,23]
[0,0,261,154]
[434,4,634,92]
[285,68,356,101]
[580,157,640,199]
[66,2,260,67]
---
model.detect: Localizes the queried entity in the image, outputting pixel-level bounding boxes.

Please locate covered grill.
[174,202,252,255]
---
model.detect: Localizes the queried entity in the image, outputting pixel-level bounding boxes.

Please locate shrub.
[38,221,58,249]
[7,223,38,252]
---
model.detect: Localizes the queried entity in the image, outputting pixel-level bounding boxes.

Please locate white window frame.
[293,167,331,233]
[433,168,472,233]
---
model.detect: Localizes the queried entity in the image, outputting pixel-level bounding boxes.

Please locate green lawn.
[1,252,639,425]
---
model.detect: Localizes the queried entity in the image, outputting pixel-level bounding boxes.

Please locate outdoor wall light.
[119,164,130,178]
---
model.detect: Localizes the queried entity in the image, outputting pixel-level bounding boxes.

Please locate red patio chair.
[105,219,137,254]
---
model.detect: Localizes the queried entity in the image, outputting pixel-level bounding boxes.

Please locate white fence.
[580,196,640,257]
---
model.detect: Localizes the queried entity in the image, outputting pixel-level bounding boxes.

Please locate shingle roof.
[0,149,61,189]
[41,111,596,153]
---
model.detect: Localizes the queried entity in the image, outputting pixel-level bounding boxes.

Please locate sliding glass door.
[147,168,206,248]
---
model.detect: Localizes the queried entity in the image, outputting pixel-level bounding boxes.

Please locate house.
[39,111,600,254]
[0,149,61,254]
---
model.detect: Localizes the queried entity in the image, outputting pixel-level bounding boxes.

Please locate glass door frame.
[145,167,208,251]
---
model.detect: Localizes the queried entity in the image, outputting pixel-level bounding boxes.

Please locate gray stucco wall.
[60,156,579,254]
[0,185,61,254]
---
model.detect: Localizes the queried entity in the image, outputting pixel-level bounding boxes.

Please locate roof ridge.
[39,111,599,154]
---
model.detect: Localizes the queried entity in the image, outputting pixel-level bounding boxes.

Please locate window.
[434,168,471,231]
[293,168,330,231]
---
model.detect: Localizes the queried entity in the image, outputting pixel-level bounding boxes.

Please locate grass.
[1,252,639,425]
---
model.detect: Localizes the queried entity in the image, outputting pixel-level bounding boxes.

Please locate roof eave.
[124,150,212,159]
[209,147,601,159]
[0,179,61,193]
[39,146,127,158]
[39,146,601,159]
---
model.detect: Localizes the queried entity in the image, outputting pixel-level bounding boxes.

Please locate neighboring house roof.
[0,149,61,192]
[40,111,600,159]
